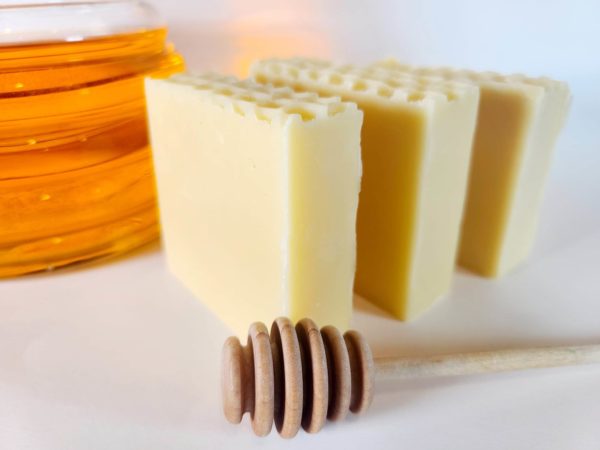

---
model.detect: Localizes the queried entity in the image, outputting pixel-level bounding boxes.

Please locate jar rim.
[0,0,165,46]
[0,1,130,9]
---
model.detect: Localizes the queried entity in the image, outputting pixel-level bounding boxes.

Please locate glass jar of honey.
[0,0,184,277]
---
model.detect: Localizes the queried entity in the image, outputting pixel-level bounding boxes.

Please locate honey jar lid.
[0,0,165,46]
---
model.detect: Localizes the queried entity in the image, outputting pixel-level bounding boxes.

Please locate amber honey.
[0,28,184,277]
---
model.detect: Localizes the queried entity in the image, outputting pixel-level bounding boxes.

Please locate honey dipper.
[221,317,600,438]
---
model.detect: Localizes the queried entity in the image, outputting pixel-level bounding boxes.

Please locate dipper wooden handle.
[221,317,600,438]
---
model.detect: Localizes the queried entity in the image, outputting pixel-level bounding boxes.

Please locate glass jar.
[0,0,184,277]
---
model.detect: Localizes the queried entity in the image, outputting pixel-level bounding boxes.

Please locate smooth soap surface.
[145,74,362,335]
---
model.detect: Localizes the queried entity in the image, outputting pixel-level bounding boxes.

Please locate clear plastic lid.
[0,0,165,45]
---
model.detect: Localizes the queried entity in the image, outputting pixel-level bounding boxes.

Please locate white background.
[1,0,600,449]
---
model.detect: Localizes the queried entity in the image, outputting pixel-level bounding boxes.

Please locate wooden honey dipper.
[221,317,600,438]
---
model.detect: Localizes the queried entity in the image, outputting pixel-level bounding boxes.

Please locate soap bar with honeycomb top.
[373,60,571,278]
[251,59,480,321]
[145,73,363,335]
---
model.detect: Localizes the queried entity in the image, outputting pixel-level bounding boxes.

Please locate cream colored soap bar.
[145,74,362,335]
[251,59,479,321]
[374,60,571,277]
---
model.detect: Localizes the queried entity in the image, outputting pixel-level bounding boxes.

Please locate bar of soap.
[251,59,480,320]
[145,73,362,335]
[373,60,571,277]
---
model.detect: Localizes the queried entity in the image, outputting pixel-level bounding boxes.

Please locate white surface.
[2,0,600,448]
[147,0,600,78]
